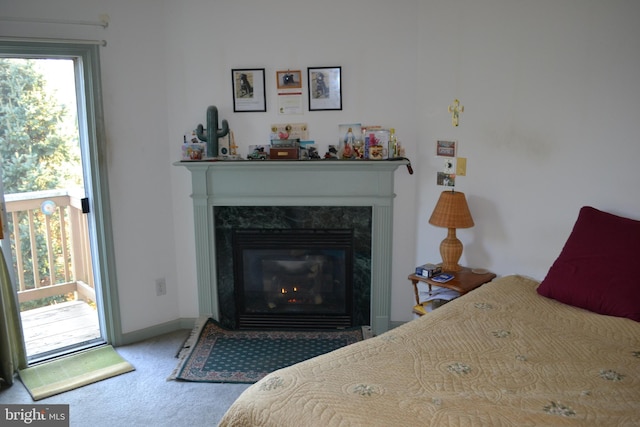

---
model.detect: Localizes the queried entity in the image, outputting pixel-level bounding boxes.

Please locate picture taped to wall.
[436,140,457,157]
[308,66,342,111]
[443,158,455,174]
[232,68,266,112]
[436,140,458,157]
[437,172,456,187]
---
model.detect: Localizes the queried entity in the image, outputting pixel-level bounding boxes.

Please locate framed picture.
[437,172,456,187]
[231,68,266,112]
[307,66,342,111]
[276,70,302,89]
[436,140,457,157]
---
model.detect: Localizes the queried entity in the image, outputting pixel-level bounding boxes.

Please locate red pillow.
[537,206,640,322]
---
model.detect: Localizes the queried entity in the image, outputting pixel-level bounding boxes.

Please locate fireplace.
[175,159,408,335]
[215,206,371,330]
[233,229,354,329]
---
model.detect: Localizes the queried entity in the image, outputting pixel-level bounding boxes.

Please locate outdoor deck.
[6,189,102,359]
[20,300,101,358]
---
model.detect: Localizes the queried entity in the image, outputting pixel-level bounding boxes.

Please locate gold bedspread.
[219,275,640,426]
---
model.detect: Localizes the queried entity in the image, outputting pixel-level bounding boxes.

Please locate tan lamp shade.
[428,190,474,271]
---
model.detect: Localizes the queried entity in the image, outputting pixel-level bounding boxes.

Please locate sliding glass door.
[0,41,120,363]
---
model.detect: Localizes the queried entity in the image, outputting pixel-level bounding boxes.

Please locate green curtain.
[0,248,27,386]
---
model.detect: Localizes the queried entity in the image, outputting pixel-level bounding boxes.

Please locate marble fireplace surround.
[176,159,408,335]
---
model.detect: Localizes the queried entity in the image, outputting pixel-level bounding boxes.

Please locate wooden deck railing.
[4,189,95,304]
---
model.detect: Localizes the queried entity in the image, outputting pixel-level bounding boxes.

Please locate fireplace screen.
[233,229,354,329]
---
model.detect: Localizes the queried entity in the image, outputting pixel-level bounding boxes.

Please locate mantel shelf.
[174,158,410,171]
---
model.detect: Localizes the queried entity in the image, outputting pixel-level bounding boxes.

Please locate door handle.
[81,198,90,214]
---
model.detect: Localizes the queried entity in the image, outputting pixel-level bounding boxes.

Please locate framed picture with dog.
[276,70,302,89]
[308,66,342,111]
[231,68,266,112]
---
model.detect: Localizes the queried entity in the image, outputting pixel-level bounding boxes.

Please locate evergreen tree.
[0,58,80,194]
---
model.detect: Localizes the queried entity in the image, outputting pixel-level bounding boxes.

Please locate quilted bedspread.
[218,275,640,426]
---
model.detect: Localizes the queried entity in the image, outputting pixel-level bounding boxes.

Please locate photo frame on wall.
[231,68,266,112]
[276,70,302,89]
[307,66,342,111]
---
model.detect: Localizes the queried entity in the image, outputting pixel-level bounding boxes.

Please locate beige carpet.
[19,345,134,401]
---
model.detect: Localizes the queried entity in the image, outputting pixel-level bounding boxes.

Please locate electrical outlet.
[155,278,167,296]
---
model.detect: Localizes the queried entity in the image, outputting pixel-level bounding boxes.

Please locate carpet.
[170,317,370,383]
[19,345,135,401]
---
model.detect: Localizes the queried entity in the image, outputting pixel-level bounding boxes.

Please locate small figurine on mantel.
[247,146,268,160]
[324,145,338,159]
[308,146,321,159]
[229,131,238,156]
[196,105,229,157]
[339,127,356,159]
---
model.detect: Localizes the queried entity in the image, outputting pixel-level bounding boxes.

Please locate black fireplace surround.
[214,206,372,329]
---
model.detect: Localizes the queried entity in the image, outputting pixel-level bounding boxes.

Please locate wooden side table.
[408,267,496,309]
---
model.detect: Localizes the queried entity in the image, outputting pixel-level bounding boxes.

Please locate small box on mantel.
[270,139,300,160]
[269,147,299,159]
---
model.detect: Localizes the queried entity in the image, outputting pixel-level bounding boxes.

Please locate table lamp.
[428,190,474,271]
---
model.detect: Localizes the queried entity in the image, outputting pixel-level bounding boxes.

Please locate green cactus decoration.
[196,106,229,157]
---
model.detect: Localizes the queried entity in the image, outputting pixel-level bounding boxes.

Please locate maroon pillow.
[537,206,640,322]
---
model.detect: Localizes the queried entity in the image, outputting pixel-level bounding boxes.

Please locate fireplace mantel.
[175,159,409,335]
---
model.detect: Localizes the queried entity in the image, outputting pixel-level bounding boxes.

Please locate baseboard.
[118,317,198,346]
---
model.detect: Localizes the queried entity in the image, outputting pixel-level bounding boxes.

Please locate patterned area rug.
[170,318,370,383]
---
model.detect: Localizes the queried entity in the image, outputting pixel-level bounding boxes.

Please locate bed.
[218,207,640,426]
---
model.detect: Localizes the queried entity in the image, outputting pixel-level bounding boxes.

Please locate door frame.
[0,41,122,347]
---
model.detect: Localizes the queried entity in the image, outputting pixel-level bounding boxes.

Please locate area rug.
[19,345,135,401]
[170,317,370,383]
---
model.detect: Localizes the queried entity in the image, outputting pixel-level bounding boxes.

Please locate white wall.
[1,0,639,333]
[415,0,640,281]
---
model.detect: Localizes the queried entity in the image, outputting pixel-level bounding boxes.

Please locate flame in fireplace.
[279,285,304,303]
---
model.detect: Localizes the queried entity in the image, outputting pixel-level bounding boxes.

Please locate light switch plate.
[456,157,467,176]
